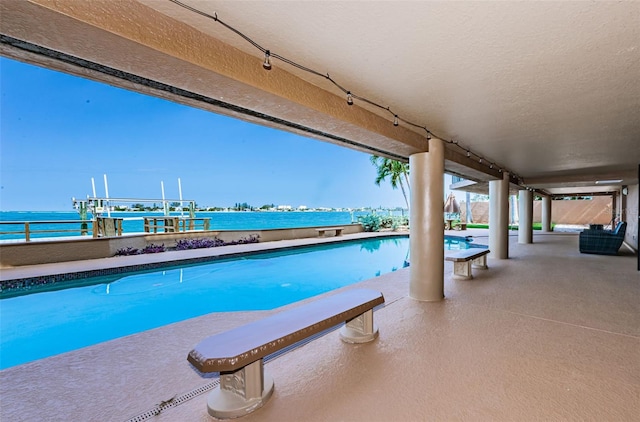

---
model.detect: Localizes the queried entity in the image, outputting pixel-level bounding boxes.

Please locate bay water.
[0,210,402,241]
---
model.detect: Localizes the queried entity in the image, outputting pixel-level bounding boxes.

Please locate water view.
[0,210,408,241]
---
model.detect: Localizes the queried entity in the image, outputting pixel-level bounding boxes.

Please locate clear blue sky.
[0,57,408,211]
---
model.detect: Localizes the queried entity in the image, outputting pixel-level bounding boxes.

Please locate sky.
[0,57,410,211]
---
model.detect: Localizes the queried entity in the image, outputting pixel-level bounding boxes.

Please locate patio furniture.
[188,288,384,419]
[315,226,344,237]
[445,248,490,279]
[453,221,467,231]
[579,222,627,255]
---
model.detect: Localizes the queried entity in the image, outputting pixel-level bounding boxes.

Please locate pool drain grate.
[124,379,220,422]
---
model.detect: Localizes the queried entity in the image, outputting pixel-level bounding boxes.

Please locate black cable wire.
[167,0,511,176]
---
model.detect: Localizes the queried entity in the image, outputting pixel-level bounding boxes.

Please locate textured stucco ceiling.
[140,0,640,193]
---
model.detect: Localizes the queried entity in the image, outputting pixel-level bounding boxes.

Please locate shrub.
[141,243,166,254]
[115,247,140,256]
[223,235,260,245]
[175,236,260,250]
[358,214,383,232]
[115,235,261,258]
[381,215,409,230]
[175,238,224,250]
[358,214,408,231]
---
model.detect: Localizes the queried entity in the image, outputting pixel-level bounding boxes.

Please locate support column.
[518,190,533,244]
[489,171,510,259]
[541,196,552,232]
[409,139,445,302]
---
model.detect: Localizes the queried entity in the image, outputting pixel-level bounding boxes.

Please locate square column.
[518,190,533,244]
[409,139,445,302]
[541,196,552,232]
[489,171,510,259]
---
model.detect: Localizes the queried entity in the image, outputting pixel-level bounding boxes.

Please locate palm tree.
[370,155,410,209]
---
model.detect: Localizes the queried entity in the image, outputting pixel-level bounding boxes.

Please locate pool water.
[0,236,473,369]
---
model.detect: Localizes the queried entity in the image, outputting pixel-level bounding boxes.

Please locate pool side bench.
[188,288,385,419]
[445,248,490,280]
[315,226,344,237]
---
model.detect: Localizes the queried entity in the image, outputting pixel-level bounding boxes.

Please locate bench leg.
[472,254,488,270]
[318,230,325,237]
[207,359,275,419]
[340,309,379,343]
[452,261,473,280]
[335,229,343,236]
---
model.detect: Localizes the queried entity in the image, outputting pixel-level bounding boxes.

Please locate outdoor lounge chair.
[579,222,627,255]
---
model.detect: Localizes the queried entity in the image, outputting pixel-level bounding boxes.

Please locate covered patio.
[0,231,637,421]
[1,1,639,420]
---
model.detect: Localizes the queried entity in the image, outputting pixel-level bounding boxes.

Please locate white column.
[489,171,510,259]
[518,190,533,244]
[541,196,552,232]
[409,139,445,302]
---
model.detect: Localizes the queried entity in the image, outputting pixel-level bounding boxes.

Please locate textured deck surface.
[1,230,638,422]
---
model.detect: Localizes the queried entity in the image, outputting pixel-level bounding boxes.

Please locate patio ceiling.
[1,1,639,195]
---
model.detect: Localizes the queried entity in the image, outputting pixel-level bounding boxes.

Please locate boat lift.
[72,175,197,229]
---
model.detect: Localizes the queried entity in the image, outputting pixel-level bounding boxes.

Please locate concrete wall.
[623,184,638,250]
[0,224,363,268]
[461,196,613,225]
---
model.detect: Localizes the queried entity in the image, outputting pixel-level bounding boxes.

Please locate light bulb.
[346,91,353,106]
[426,131,432,140]
[393,115,399,126]
[466,151,471,157]
[262,50,272,70]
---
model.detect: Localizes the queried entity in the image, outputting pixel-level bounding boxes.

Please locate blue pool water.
[0,236,473,369]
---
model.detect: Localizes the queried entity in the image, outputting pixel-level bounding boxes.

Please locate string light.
[262,50,272,70]
[169,0,514,180]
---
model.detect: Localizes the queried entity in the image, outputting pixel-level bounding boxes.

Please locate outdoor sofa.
[579,221,627,255]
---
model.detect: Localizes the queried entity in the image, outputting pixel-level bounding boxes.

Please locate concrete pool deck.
[1,230,638,421]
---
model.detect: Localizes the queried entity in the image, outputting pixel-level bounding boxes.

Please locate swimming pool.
[0,235,474,369]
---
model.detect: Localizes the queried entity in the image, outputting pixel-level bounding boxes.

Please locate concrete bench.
[453,222,467,231]
[445,248,490,280]
[187,288,385,419]
[315,226,344,237]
